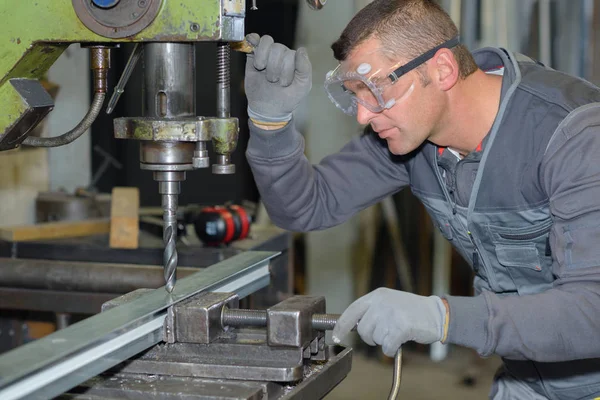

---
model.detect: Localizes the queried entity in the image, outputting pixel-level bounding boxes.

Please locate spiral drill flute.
[162,192,178,292]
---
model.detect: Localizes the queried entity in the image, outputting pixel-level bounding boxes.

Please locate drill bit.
[162,193,178,293]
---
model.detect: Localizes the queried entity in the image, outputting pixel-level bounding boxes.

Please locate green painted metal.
[0,85,28,134]
[211,118,239,154]
[0,0,228,137]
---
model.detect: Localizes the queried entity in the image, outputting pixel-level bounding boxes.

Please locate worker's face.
[348,38,442,155]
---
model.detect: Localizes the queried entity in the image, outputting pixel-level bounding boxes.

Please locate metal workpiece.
[0,251,277,400]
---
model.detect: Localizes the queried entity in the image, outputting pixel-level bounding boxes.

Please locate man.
[243,0,600,398]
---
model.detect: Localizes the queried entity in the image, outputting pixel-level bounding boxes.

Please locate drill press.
[0,0,328,293]
[116,42,239,292]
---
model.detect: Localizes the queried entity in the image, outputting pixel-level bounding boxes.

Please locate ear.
[432,48,459,91]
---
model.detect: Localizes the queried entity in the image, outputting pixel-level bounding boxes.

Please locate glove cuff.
[247,107,292,123]
[431,296,449,342]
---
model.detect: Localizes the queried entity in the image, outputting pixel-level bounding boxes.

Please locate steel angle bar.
[0,250,278,400]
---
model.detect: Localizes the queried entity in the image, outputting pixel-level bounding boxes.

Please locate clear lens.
[324,61,414,116]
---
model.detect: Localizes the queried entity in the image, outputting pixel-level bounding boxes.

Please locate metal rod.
[0,258,199,293]
[387,349,403,400]
[0,251,278,400]
[106,43,143,114]
[539,0,552,67]
[216,42,231,118]
[221,308,341,330]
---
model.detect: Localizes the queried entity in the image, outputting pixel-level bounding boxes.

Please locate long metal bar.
[0,251,277,400]
[0,258,200,293]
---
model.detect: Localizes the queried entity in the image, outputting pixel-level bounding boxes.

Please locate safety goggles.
[324,36,460,116]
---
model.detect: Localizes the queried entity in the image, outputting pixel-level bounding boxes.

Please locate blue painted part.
[92,0,120,8]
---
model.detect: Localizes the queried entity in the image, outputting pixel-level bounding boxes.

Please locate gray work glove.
[332,288,447,357]
[245,33,312,123]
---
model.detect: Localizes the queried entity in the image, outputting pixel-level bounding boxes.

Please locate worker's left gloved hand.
[332,288,448,357]
[244,33,312,124]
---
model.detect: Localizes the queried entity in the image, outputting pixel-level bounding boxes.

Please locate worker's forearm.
[246,119,410,232]
[444,281,600,362]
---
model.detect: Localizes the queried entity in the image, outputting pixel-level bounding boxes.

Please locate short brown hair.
[331,0,478,79]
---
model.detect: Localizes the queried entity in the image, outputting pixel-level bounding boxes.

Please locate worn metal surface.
[62,345,352,399]
[211,118,239,154]
[0,251,277,400]
[168,292,239,344]
[61,373,276,399]
[280,346,352,400]
[114,117,237,142]
[119,332,306,382]
[267,296,326,348]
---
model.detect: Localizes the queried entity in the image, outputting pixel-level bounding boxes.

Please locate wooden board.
[109,187,139,249]
[0,218,110,242]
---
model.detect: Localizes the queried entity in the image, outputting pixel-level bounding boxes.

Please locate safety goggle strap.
[388,36,461,82]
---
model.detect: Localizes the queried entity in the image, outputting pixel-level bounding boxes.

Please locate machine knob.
[92,0,120,8]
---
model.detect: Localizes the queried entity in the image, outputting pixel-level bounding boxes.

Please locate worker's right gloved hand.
[244,33,312,125]
[332,288,448,357]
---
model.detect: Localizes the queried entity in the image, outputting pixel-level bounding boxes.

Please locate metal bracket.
[0,79,54,150]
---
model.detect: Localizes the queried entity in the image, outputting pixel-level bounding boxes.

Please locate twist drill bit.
[162,193,178,293]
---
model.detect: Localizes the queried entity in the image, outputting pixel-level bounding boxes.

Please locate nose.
[356,103,376,125]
